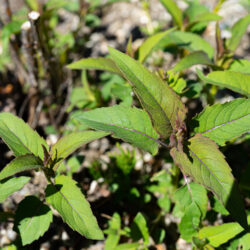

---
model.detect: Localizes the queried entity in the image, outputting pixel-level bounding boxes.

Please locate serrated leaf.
[109,47,185,138]
[226,14,250,52]
[51,131,109,169]
[160,0,183,28]
[179,202,201,242]
[171,51,212,72]
[192,98,250,146]
[133,212,149,245]
[228,59,250,74]
[0,177,30,203]
[45,175,103,240]
[67,57,122,75]
[197,69,250,97]
[159,31,214,58]
[188,134,248,230]
[138,28,175,63]
[0,112,48,160]
[14,196,52,246]
[198,216,250,247]
[170,135,248,230]
[0,155,43,181]
[174,182,208,219]
[72,105,159,155]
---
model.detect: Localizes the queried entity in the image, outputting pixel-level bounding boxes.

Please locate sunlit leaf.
[0,113,48,160]
[0,155,43,181]
[72,105,159,155]
[160,0,183,28]
[46,175,103,239]
[14,196,52,245]
[192,98,250,146]
[171,51,212,72]
[197,69,250,97]
[226,14,250,52]
[109,47,185,138]
[51,131,109,169]
[0,177,30,202]
[138,28,175,62]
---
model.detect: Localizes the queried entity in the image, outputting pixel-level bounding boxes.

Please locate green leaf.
[198,216,250,247]
[115,243,140,250]
[0,177,30,203]
[45,175,104,240]
[109,47,185,139]
[188,134,248,230]
[174,183,208,219]
[72,105,159,155]
[197,70,250,97]
[192,98,250,146]
[51,131,109,169]
[133,213,149,245]
[159,31,214,58]
[14,196,53,246]
[170,135,248,230]
[226,14,250,52]
[228,59,250,74]
[105,213,121,250]
[0,155,43,181]
[0,113,48,160]
[171,51,212,72]
[160,0,183,28]
[179,202,201,242]
[186,12,222,31]
[239,232,250,250]
[67,58,122,75]
[138,28,175,63]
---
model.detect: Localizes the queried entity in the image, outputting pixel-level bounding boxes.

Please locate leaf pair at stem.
[69,47,249,231]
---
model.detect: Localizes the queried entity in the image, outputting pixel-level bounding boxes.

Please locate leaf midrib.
[112,56,171,127]
[77,116,160,144]
[0,120,33,155]
[202,113,250,134]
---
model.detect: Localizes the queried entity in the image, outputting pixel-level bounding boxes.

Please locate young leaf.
[133,212,149,245]
[0,176,30,203]
[179,202,201,242]
[0,112,48,160]
[226,14,250,52]
[0,154,43,181]
[199,215,250,247]
[228,59,250,74]
[159,31,214,58]
[192,98,250,146]
[14,196,53,246]
[188,134,248,230]
[186,12,222,31]
[51,131,109,169]
[67,57,122,75]
[72,105,159,155]
[138,28,175,63]
[104,213,121,250]
[171,51,212,72]
[109,47,185,138]
[170,135,248,230]
[174,183,208,219]
[45,175,104,240]
[197,70,250,97]
[160,0,183,29]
